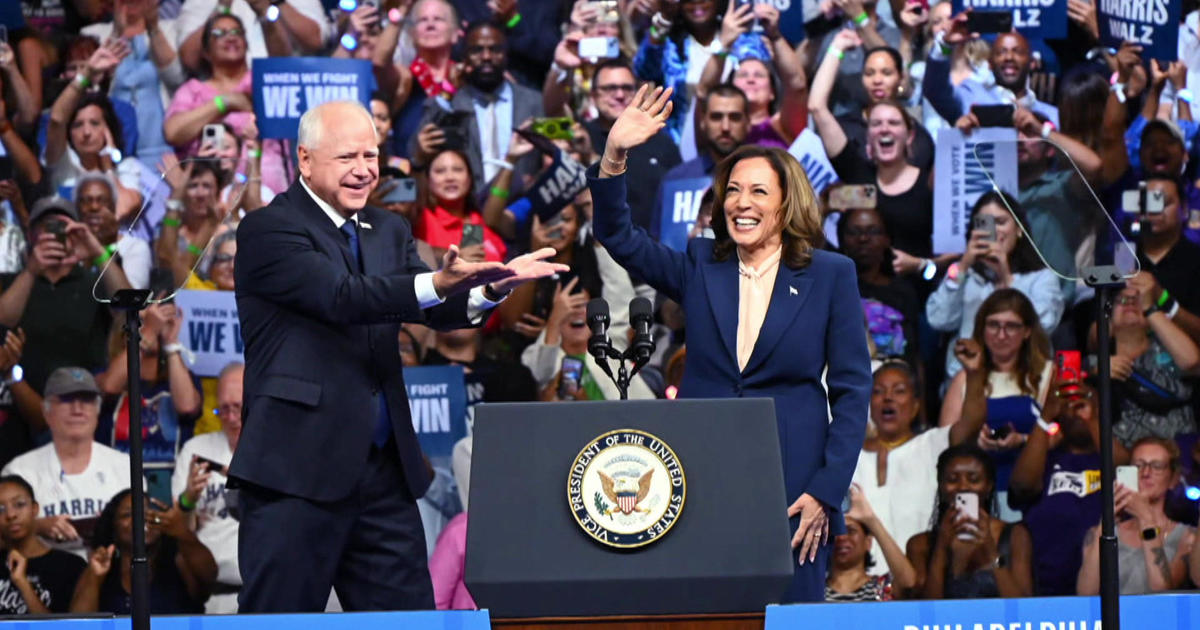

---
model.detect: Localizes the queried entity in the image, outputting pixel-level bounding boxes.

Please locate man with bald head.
[232,101,567,612]
[924,27,1058,126]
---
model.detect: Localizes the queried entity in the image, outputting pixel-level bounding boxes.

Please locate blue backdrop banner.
[253,57,375,139]
[4,610,490,630]
[767,593,1200,630]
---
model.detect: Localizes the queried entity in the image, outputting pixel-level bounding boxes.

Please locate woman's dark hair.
[68,92,126,157]
[0,475,37,503]
[1057,70,1109,151]
[731,57,784,115]
[664,0,730,64]
[967,190,1044,274]
[971,288,1051,398]
[189,159,231,191]
[864,99,915,134]
[928,444,998,533]
[864,46,904,79]
[92,488,133,550]
[417,148,480,214]
[710,145,824,268]
[198,12,249,79]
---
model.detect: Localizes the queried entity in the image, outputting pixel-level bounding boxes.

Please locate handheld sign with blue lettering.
[404,365,467,460]
[253,57,375,139]
[658,177,711,252]
[1098,0,1180,61]
[952,0,1068,38]
[176,290,244,378]
[933,127,1018,253]
[787,127,842,246]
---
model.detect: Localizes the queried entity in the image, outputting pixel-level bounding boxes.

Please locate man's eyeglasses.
[1132,460,1171,473]
[0,498,32,514]
[213,254,235,265]
[984,321,1026,336]
[209,27,244,40]
[1117,295,1139,306]
[595,84,636,95]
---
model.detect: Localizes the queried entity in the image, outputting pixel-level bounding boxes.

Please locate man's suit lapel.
[703,260,740,368]
[289,180,358,273]
[744,265,813,375]
[357,208,385,275]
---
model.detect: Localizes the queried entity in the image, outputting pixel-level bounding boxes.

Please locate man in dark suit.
[410,20,544,198]
[231,100,566,613]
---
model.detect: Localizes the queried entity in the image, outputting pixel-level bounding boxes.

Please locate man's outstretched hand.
[432,246,569,298]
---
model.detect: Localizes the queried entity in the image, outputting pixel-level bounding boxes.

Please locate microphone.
[629,297,655,365]
[587,298,611,363]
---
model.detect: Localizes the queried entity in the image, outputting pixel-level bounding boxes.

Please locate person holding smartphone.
[926,191,1063,384]
[1077,437,1195,595]
[904,444,1033,599]
[415,148,507,262]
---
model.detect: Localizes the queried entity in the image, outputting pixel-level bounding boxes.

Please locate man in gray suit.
[411,20,543,199]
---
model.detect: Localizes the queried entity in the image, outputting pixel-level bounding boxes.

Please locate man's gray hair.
[297,100,378,151]
[217,361,244,382]
[74,173,117,207]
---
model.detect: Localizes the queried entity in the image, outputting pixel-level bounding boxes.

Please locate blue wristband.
[508,197,532,223]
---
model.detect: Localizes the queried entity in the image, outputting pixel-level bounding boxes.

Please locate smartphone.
[578,36,620,60]
[532,117,574,141]
[971,104,1015,128]
[194,454,229,477]
[954,492,979,540]
[828,184,877,210]
[461,223,484,247]
[44,217,68,244]
[202,124,226,151]
[965,10,1013,34]
[379,178,417,204]
[973,213,997,242]
[558,356,584,399]
[1056,350,1083,399]
[990,425,1012,440]
[1122,186,1166,214]
[1116,465,1139,491]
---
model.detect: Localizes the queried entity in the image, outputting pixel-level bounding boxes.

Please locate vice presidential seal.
[567,429,685,548]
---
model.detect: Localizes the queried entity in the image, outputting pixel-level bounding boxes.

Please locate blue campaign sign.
[766,593,1200,630]
[773,0,807,45]
[659,177,712,252]
[1098,0,1181,61]
[952,0,1068,38]
[403,365,467,459]
[253,57,375,139]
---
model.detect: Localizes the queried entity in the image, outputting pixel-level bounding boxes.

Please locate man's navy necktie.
[340,220,391,447]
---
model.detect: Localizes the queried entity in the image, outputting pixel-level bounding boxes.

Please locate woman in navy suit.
[588,86,872,601]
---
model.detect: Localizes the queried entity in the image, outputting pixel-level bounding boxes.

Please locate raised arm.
[46,41,128,165]
[808,30,859,160]
[948,339,989,445]
[848,483,917,591]
[760,5,808,141]
[839,0,888,50]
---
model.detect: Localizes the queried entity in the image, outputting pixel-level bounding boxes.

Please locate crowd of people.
[1,0,1200,615]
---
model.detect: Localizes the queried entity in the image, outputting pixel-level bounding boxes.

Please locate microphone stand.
[592,342,654,401]
[1082,265,1125,630]
[111,289,153,630]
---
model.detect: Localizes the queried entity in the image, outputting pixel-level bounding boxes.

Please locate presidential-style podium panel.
[465,399,794,619]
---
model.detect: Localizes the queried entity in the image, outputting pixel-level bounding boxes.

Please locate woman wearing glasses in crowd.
[940,289,1053,522]
[1077,438,1196,594]
[164,13,289,194]
[926,191,1063,384]
[1105,280,1199,446]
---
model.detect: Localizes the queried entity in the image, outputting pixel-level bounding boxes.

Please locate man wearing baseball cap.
[0,196,131,396]
[1,367,131,559]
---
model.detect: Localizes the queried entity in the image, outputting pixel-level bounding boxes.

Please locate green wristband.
[214,95,228,115]
[506,13,522,28]
[163,216,182,228]
[178,492,196,512]
[835,49,845,61]
[249,148,263,159]
[853,12,869,26]
[1158,289,1171,307]
[94,244,117,267]
[490,186,509,199]
[187,243,204,257]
